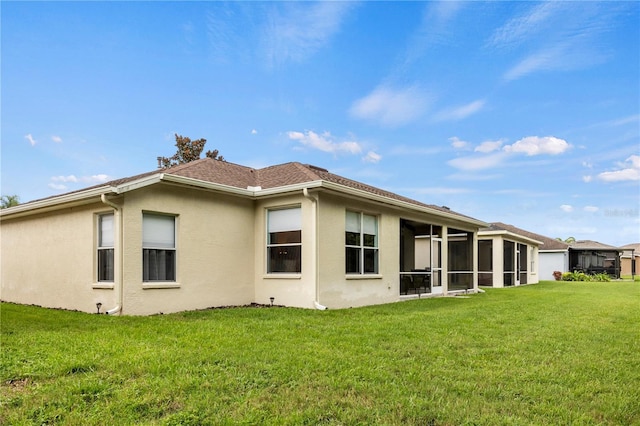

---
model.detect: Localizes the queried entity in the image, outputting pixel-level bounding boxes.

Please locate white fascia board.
[478,230,543,246]
[117,173,487,229]
[253,181,324,197]
[159,174,255,197]
[319,181,488,228]
[0,173,166,220]
[113,173,164,194]
[0,186,115,220]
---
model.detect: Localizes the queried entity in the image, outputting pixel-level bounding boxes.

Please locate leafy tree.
[1,195,20,209]
[159,134,225,168]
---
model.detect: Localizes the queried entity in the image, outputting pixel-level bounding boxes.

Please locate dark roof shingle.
[15,159,482,223]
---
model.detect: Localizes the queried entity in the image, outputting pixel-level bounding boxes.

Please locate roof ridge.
[292,162,325,181]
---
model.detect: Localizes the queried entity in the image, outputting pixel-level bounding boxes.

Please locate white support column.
[441,225,448,294]
[494,237,504,288]
[472,231,479,291]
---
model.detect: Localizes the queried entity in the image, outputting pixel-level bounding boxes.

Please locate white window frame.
[97,213,114,282]
[345,211,379,275]
[142,212,177,282]
[266,206,302,274]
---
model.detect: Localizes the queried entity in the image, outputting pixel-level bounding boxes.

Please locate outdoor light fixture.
[96,302,102,314]
[269,297,275,307]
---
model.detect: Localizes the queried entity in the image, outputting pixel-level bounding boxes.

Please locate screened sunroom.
[399,219,475,296]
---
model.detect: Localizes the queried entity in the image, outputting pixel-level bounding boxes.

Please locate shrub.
[561,271,611,282]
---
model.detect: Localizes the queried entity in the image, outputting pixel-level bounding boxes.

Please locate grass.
[1,281,639,425]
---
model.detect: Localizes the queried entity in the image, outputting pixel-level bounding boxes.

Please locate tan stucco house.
[1,159,489,315]
[620,243,639,278]
[477,222,541,287]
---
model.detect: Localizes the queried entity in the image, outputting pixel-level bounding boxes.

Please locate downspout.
[101,193,123,315]
[303,188,327,310]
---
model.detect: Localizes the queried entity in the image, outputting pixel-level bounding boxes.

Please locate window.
[143,213,176,282]
[267,207,301,273]
[97,213,114,282]
[346,211,378,274]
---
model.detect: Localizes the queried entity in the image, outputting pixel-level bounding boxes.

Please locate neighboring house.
[620,243,639,278]
[568,240,622,278]
[477,222,541,287]
[536,236,571,281]
[1,159,488,315]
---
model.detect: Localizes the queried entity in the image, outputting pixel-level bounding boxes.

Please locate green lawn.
[2,281,639,425]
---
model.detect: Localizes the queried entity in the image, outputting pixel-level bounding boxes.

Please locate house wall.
[539,251,568,280]
[621,253,638,277]
[315,192,399,309]
[312,193,482,308]
[253,193,317,309]
[0,201,118,313]
[1,183,487,315]
[119,184,255,315]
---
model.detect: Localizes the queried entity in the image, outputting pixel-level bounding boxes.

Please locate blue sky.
[2,1,639,246]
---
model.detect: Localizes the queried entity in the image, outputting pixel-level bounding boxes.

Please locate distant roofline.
[478,229,543,246]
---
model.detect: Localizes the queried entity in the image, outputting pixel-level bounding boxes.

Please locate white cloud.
[492,2,618,81]
[560,204,574,213]
[51,175,79,183]
[263,2,354,67]
[475,139,504,153]
[503,44,569,81]
[48,183,67,191]
[582,175,593,183]
[447,152,508,171]
[488,1,562,48]
[287,130,362,155]
[434,99,486,122]
[584,206,599,212]
[447,135,570,172]
[597,155,640,182]
[86,174,109,183]
[605,114,640,127]
[52,135,63,143]
[413,187,469,195]
[503,136,570,156]
[449,136,471,150]
[25,134,37,146]
[49,174,110,190]
[363,151,382,164]
[251,129,258,135]
[349,85,429,127]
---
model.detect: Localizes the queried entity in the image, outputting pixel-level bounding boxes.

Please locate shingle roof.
[15,158,481,223]
[620,243,640,251]
[481,222,568,250]
[569,240,621,250]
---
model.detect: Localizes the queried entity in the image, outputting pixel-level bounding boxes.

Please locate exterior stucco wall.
[0,202,118,312]
[315,193,399,309]
[253,194,317,309]
[2,182,487,315]
[539,251,568,280]
[621,254,638,277]
[119,185,255,315]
